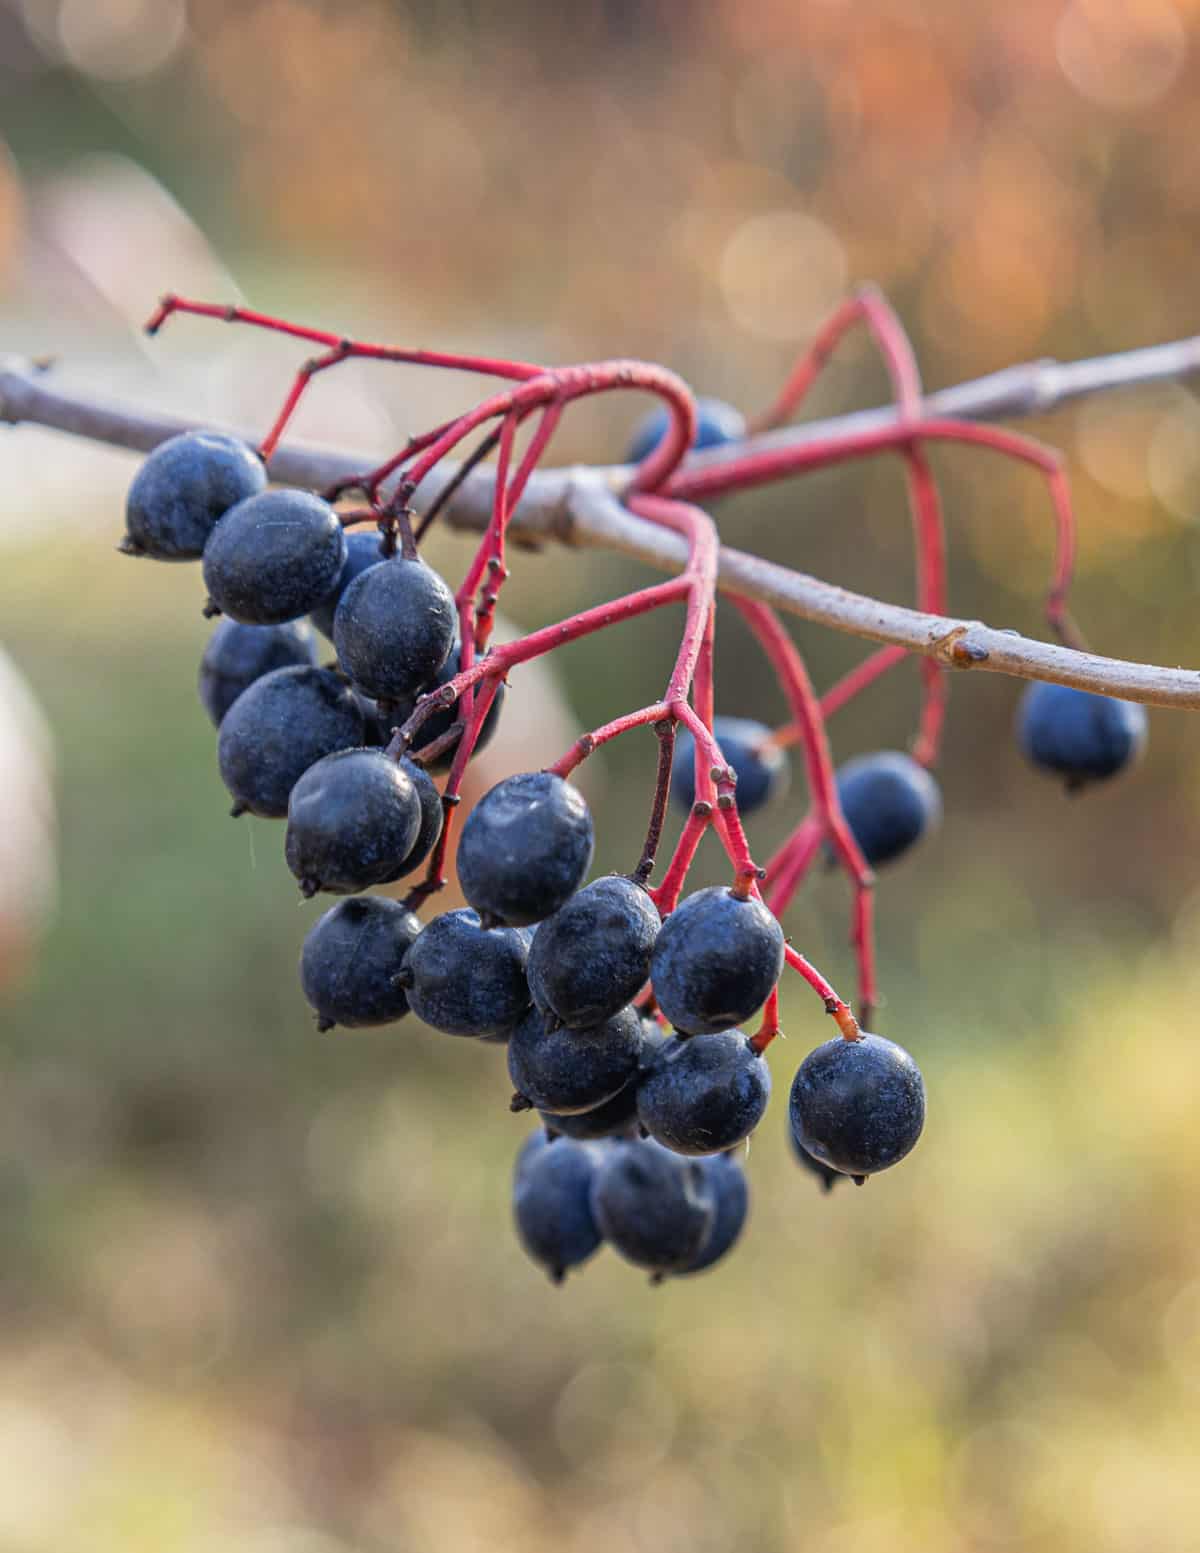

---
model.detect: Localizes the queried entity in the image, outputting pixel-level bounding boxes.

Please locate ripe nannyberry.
[589,1136,716,1275]
[650,886,784,1036]
[457,771,594,927]
[202,489,347,625]
[332,557,456,702]
[636,1029,771,1155]
[300,896,420,1031]
[1017,682,1148,791]
[285,748,422,896]
[513,1135,604,1283]
[400,909,532,1039]
[391,756,443,879]
[508,1003,644,1115]
[122,431,265,561]
[626,395,745,464]
[527,875,660,1028]
[835,751,941,867]
[216,665,364,818]
[537,1018,669,1141]
[198,619,317,726]
[677,1153,749,1276]
[789,1032,925,1179]
[310,530,388,640]
[671,715,788,815]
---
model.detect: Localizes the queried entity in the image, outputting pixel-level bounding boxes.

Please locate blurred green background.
[5,2,1200,1549]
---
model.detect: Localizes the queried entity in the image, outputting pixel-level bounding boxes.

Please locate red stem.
[784,946,861,1041]
[733,598,877,1018]
[748,288,949,763]
[672,415,1079,644]
[749,985,780,1054]
[764,814,822,905]
[650,803,712,915]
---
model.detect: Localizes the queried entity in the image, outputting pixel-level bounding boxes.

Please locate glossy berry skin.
[513,1136,603,1284]
[528,876,660,1028]
[790,1130,844,1193]
[670,716,788,816]
[390,757,443,880]
[300,896,420,1031]
[835,751,942,867]
[1017,682,1148,791]
[789,1032,925,1179]
[650,887,784,1036]
[457,772,594,927]
[217,665,365,818]
[202,489,347,625]
[626,395,746,464]
[123,431,266,561]
[391,645,506,773]
[310,530,387,639]
[285,749,422,896]
[678,1154,749,1276]
[508,1004,644,1115]
[198,619,317,726]
[332,558,456,702]
[537,1018,670,1140]
[400,909,532,1039]
[636,1030,771,1155]
[589,1137,716,1275]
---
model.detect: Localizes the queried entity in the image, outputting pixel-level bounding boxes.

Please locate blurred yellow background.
[4,2,1200,1549]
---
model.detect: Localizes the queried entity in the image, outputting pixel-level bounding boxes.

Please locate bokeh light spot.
[720,209,847,340]
[1057,0,1186,110]
[56,0,187,83]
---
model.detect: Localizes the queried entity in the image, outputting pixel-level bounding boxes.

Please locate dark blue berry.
[539,1088,639,1142]
[508,1004,644,1115]
[626,396,746,464]
[332,557,456,702]
[1017,682,1148,791]
[671,716,788,815]
[789,1032,925,1179]
[515,1127,550,1179]
[122,431,266,561]
[300,896,420,1031]
[310,530,388,639]
[389,757,443,880]
[636,1029,771,1155]
[198,619,317,726]
[790,1130,844,1193]
[202,489,347,625]
[391,645,507,773]
[536,1018,670,1140]
[457,772,594,927]
[285,748,422,896]
[216,665,364,818]
[835,751,941,867]
[650,887,784,1036]
[400,908,531,1039]
[513,1135,603,1283]
[678,1154,749,1276]
[528,876,660,1028]
[589,1137,716,1275]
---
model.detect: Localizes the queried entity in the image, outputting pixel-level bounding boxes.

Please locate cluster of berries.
[116,329,1149,1287]
[116,421,930,1284]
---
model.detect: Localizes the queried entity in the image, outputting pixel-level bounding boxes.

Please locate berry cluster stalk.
[47,286,1135,1036]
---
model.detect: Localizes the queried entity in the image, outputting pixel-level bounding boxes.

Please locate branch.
[5,341,1200,709]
